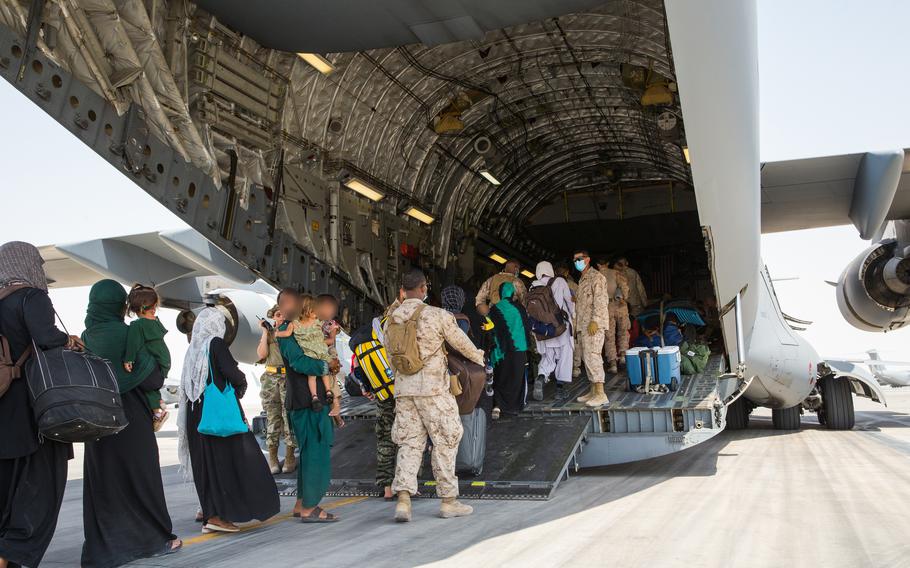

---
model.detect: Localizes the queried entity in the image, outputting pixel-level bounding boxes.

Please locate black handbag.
[25,306,127,443]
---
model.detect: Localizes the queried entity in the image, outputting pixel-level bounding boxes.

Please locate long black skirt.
[81,388,176,568]
[0,439,70,568]
[187,395,280,523]
[493,351,528,416]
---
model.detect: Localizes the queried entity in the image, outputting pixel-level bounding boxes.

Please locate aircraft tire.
[820,375,854,430]
[726,396,750,430]
[771,405,801,430]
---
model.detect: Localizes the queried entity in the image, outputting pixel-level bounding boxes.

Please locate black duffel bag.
[26,341,127,443]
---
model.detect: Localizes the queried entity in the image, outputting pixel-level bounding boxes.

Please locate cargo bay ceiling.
[0,0,690,262]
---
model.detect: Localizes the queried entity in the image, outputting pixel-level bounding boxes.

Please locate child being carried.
[275,294,336,413]
[123,285,171,432]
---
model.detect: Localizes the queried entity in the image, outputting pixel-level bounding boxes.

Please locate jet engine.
[836,238,910,332]
[176,288,275,364]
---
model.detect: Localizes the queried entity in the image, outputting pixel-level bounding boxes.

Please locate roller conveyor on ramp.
[267,355,739,501]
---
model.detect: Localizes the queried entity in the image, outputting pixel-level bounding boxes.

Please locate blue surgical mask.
[574,259,586,272]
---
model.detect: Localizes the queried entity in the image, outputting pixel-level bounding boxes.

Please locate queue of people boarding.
[0,238,660,567]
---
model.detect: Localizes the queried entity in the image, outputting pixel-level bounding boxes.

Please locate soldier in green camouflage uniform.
[375,396,397,493]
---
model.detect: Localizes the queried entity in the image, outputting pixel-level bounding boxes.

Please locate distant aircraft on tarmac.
[827,350,910,388]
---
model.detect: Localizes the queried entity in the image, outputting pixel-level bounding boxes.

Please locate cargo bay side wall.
[0,23,433,329]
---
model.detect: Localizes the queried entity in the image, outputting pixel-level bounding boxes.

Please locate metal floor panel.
[274,413,592,501]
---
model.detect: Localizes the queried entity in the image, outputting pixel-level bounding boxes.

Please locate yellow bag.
[354,340,395,401]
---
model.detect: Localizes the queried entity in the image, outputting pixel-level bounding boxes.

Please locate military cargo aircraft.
[1,0,905,489]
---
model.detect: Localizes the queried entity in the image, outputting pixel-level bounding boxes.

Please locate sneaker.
[555,384,568,402]
[532,374,545,401]
[492,407,501,420]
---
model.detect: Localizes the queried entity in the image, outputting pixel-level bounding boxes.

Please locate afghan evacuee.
[530,261,575,401]
[384,269,485,522]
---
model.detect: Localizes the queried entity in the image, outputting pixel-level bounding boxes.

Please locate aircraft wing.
[40,229,257,290]
[761,149,910,235]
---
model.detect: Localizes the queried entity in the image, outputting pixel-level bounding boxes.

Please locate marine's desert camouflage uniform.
[575,267,610,384]
[475,271,528,309]
[384,299,485,498]
[619,266,649,316]
[600,267,632,364]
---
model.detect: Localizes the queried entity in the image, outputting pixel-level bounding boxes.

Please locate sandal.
[202,521,239,533]
[153,539,183,557]
[311,395,324,412]
[300,506,339,523]
[325,390,335,406]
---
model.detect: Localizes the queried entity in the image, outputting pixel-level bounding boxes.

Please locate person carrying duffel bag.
[0,241,108,568]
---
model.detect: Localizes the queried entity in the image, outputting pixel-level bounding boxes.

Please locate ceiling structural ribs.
[0,0,690,265]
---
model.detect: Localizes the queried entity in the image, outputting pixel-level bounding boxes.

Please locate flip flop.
[300,506,338,523]
[202,522,239,533]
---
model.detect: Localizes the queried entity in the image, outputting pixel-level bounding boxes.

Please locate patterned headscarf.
[177,307,227,476]
[0,241,47,291]
[441,285,466,314]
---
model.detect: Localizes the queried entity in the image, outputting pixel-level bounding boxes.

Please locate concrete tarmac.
[41,389,910,568]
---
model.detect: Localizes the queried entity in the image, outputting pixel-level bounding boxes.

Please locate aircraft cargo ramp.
[267,356,738,501]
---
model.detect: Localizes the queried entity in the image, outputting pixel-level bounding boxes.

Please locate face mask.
[574,259,587,272]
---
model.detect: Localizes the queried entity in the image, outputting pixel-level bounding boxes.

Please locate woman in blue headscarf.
[487,281,533,418]
[81,279,181,567]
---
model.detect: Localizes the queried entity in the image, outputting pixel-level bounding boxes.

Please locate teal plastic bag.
[197,350,249,437]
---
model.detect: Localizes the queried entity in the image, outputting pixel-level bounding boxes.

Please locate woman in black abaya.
[0,242,77,568]
[178,308,279,533]
[80,279,181,567]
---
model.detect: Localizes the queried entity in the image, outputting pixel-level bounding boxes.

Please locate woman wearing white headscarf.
[0,242,76,568]
[179,308,279,534]
[530,261,576,402]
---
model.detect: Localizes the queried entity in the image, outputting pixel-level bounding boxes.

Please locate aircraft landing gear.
[819,375,855,430]
[726,396,751,430]
[772,405,801,430]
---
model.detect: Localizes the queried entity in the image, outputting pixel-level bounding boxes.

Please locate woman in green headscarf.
[80,279,181,567]
[488,281,533,418]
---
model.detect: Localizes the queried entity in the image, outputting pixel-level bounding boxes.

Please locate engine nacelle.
[837,238,910,332]
[176,288,275,364]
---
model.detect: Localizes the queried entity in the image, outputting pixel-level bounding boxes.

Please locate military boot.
[577,384,594,403]
[283,448,298,474]
[585,383,609,407]
[267,446,280,475]
[439,498,473,519]
[608,362,618,374]
[395,491,412,523]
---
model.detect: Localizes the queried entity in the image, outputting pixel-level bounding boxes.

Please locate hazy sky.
[1,0,910,371]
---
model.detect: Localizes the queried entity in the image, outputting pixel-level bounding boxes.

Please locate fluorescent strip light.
[343,178,385,202]
[520,270,535,279]
[297,53,336,75]
[489,253,507,264]
[682,146,690,164]
[479,169,501,185]
[404,206,435,225]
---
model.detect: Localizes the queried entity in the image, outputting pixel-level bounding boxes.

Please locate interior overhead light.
[479,169,501,186]
[682,146,690,164]
[520,270,535,279]
[488,253,507,264]
[404,206,434,225]
[343,177,384,202]
[297,53,335,75]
